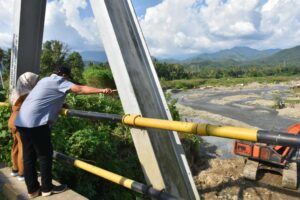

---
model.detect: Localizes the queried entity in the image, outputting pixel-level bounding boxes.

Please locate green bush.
[0,91,200,199]
[83,66,116,89]
[160,76,300,90]
[0,93,142,199]
[51,94,143,199]
[0,106,12,164]
[0,90,6,102]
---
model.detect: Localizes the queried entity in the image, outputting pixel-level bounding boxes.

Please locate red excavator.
[234,123,300,189]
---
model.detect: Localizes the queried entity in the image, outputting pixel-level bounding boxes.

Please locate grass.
[0,192,7,200]
[161,75,300,90]
[292,87,300,94]
[285,99,300,104]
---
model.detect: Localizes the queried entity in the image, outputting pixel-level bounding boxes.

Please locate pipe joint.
[60,108,68,116]
[122,114,141,126]
[196,123,209,136]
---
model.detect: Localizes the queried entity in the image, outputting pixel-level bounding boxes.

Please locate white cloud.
[0,0,102,51]
[0,0,300,58]
[140,0,300,58]
[44,0,102,51]
[258,0,300,48]
[0,1,14,48]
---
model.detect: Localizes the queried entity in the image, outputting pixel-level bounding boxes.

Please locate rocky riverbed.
[173,81,300,199]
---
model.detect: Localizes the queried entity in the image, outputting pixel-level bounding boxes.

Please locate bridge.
[1,102,300,198]
[1,0,300,199]
[3,0,199,199]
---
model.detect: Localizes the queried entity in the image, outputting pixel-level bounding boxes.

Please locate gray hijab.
[10,72,39,105]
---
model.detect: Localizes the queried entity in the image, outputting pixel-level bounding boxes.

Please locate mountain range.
[179,45,300,67]
[252,45,300,66]
[185,47,280,63]
[80,45,300,67]
[80,51,108,63]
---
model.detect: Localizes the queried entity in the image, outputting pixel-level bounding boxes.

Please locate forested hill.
[185,47,280,63]
[251,45,300,66]
[62,45,300,68]
[177,45,300,68]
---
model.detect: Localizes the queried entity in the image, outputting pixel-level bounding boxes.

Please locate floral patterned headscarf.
[10,72,39,105]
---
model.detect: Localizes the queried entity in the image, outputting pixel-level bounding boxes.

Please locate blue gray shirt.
[15,74,74,128]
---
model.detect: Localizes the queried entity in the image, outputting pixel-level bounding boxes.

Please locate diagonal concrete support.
[10,0,46,89]
[90,0,199,199]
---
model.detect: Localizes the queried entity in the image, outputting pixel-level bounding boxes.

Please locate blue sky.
[132,0,162,16]
[78,0,162,18]
[1,0,300,58]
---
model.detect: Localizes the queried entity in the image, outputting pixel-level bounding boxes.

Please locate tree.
[65,52,84,83]
[3,49,11,69]
[0,48,11,68]
[40,40,69,75]
[0,48,11,80]
[0,48,3,61]
[154,61,188,80]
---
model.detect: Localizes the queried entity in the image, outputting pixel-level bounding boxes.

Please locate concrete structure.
[10,0,199,199]
[90,1,199,199]
[9,0,46,89]
[0,166,87,200]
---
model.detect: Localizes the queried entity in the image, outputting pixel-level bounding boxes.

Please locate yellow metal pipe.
[123,114,199,134]
[123,115,258,142]
[0,102,260,142]
[60,108,68,116]
[0,102,9,107]
[53,151,178,199]
[202,124,257,141]
[74,160,134,189]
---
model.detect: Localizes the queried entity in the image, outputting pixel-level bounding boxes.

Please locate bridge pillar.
[90,0,199,199]
[10,0,46,89]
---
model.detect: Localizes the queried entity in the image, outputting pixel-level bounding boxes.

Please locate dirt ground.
[175,81,300,200]
[193,156,300,200]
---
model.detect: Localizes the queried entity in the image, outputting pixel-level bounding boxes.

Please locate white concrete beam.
[10,0,46,89]
[90,1,199,199]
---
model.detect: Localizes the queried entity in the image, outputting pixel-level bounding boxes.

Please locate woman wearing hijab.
[8,72,39,181]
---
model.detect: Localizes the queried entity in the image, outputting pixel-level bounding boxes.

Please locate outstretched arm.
[70,85,113,95]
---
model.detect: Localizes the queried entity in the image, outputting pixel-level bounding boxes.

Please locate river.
[173,84,299,158]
